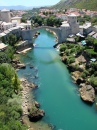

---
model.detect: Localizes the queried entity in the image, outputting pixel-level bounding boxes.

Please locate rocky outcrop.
[30,65,34,69]
[20,78,45,122]
[20,78,37,115]
[61,55,67,63]
[76,78,85,85]
[72,71,82,81]
[17,63,26,69]
[12,59,26,69]
[79,84,95,103]
[28,107,45,122]
[34,101,40,108]
[34,31,40,38]
[20,78,36,89]
[71,71,86,85]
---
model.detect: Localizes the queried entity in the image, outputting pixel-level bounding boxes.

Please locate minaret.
[68,13,79,34]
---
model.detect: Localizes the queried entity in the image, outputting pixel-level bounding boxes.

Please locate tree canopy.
[0,63,27,129]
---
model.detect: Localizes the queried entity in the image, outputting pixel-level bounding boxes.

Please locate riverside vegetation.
[0,34,28,129]
[59,36,97,103]
[0,33,46,130]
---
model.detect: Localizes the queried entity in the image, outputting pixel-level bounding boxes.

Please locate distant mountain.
[52,0,97,11]
[0,5,33,10]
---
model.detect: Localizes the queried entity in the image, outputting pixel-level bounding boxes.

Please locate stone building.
[0,22,13,31]
[11,16,22,25]
[79,22,92,35]
[68,14,79,34]
[0,9,11,22]
[60,13,79,40]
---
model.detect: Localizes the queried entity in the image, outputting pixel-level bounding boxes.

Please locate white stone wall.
[0,11,11,22]
[1,23,13,31]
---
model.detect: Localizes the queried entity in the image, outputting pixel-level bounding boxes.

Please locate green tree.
[60,44,67,52]
[5,46,15,60]
[7,34,17,46]
[0,52,11,64]
[21,17,27,23]
[12,73,20,94]
[85,36,94,46]
[94,39,97,52]
[90,76,97,88]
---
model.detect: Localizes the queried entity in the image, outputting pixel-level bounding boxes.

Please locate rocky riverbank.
[56,43,96,104]
[20,78,36,115]
[13,55,51,129]
[12,59,26,69]
[20,78,51,130]
[79,83,95,103]
[20,78,45,120]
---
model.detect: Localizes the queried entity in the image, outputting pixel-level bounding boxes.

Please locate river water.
[18,29,97,130]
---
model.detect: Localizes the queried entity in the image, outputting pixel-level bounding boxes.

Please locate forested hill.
[52,0,97,11]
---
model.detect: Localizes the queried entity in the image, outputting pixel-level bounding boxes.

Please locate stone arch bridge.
[21,26,64,44]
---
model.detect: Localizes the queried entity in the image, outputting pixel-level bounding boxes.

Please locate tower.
[68,13,79,34]
[1,9,11,22]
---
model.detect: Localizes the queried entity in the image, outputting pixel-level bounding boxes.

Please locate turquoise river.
[18,29,97,130]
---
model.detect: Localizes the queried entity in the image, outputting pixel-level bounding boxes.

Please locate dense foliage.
[1,33,21,47]
[60,36,97,89]
[31,16,62,27]
[0,63,27,130]
[0,46,15,64]
[0,34,27,129]
[78,15,97,25]
[85,37,97,58]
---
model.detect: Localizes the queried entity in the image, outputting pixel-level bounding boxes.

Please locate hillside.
[52,0,97,11]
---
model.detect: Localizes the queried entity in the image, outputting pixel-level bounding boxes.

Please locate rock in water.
[28,107,45,122]
[34,101,40,108]
[79,84,95,103]
[30,66,34,69]
[17,63,26,69]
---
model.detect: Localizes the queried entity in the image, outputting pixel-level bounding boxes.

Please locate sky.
[0,0,60,6]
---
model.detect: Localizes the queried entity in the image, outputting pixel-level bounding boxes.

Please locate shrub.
[65,50,70,56]
[94,39,97,52]
[70,48,76,53]
[60,44,67,52]
[85,36,94,46]
[86,49,97,58]
[66,56,75,64]
[67,44,75,49]
[81,72,87,79]
[90,76,97,88]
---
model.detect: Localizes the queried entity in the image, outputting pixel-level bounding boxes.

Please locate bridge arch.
[21,26,62,44]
